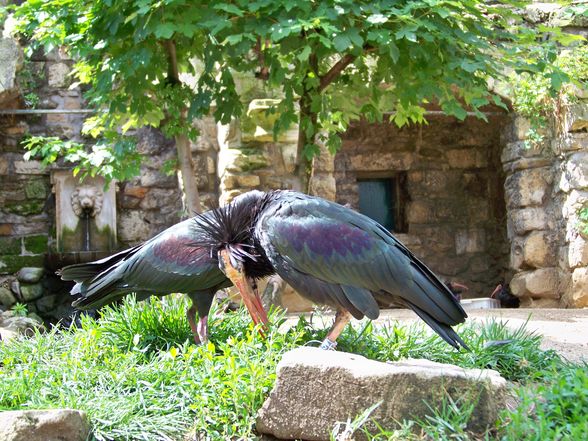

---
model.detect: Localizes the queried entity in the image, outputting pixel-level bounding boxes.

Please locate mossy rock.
[0,237,21,255]
[23,235,48,254]
[3,200,45,216]
[24,180,48,199]
[0,254,45,275]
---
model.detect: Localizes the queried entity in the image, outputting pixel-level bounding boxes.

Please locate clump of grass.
[0,295,573,440]
[501,362,588,440]
[333,392,476,441]
[291,314,561,383]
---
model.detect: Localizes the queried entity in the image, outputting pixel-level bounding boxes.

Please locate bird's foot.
[319,338,337,351]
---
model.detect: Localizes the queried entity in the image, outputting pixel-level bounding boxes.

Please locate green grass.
[0,295,584,440]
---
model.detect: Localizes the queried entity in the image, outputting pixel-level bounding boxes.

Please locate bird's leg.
[186,304,202,345]
[319,309,352,350]
[196,315,208,344]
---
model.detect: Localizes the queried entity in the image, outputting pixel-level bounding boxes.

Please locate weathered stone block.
[568,236,588,269]
[503,157,552,174]
[0,409,89,441]
[140,188,178,210]
[0,37,23,101]
[123,185,149,199]
[309,174,336,201]
[0,315,44,337]
[23,235,48,254]
[522,231,556,268]
[446,148,486,169]
[24,180,48,199]
[17,267,45,284]
[0,254,45,275]
[233,153,269,172]
[13,160,45,175]
[407,201,433,224]
[19,283,44,302]
[0,286,16,307]
[519,297,561,309]
[3,200,45,216]
[47,62,71,88]
[559,133,588,153]
[207,156,215,174]
[523,2,560,24]
[563,103,588,133]
[510,268,559,299]
[349,151,413,171]
[434,256,470,277]
[455,229,486,255]
[235,174,261,188]
[36,294,58,314]
[0,157,9,174]
[0,237,22,255]
[561,152,588,191]
[139,169,176,188]
[569,267,588,307]
[501,141,544,164]
[510,208,549,235]
[117,211,151,244]
[505,168,553,208]
[312,151,336,173]
[256,348,506,440]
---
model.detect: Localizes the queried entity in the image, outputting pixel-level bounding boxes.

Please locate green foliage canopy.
[13,0,582,179]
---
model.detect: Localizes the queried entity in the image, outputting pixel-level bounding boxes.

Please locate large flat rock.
[0,409,89,441]
[256,348,506,440]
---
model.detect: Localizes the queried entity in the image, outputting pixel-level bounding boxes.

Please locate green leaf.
[297,46,311,61]
[396,26,417,42]
[214,3,244,17]
[154,23,175,39]
[333,34,351,52]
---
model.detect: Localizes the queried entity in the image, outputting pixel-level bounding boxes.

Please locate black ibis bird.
[60,210,235,344]
[194,190,468,350]
[490,282,520,308]
[63,190,468,350]
[445,281,469,302]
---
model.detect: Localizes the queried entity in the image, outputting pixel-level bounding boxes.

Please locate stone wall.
[0,40,215,319]
[505,107,588,308]
[335,114,509,297]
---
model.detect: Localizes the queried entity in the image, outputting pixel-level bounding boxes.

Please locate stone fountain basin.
[461,297,501,310]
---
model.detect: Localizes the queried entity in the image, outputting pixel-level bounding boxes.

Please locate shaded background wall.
[1,2,588,321]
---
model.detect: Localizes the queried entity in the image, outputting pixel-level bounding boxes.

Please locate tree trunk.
[296,54,320,193]
[295,91,313,193]
[175,131,202,215]
[164,39,202,215]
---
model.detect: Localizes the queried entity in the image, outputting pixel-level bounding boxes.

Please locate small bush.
[501,363,588,440]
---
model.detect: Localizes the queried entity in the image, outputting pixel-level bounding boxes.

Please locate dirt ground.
[284,308,588,363]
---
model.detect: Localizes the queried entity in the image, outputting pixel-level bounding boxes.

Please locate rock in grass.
[0,409,89,441]
[17,267,45,284]
[256,347,506,440]
[0,286,16,307]
[1,315,44,337]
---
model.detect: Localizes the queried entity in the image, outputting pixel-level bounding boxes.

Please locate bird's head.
[191,191,271,329]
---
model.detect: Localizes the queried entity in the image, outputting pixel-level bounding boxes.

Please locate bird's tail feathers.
[59,245,141,282]
[408,266,467,325]
[408,302,470,351]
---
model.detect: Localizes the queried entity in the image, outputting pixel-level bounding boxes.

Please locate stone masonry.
[335,114,509,297]
[1,1,588,319]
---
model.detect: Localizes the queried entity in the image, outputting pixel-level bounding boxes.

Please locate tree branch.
[318,46,375,92]
[319,53,356,92]
[164,39,180,85]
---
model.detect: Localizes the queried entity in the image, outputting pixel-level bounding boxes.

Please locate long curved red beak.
[490,284,502,299]
[219,249,269,331]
